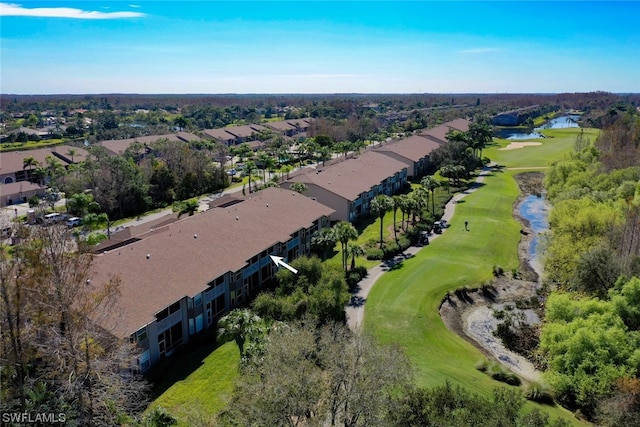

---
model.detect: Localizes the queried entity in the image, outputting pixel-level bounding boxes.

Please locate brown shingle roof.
[286,151,407,201]
[0,145,89,175]
[224,124,267,138]
[98,134,196,156]
[0,181,45,197]
[265,121,298,132]
[419,119,470,143]
[376,135,442,163]
[202,128,236,142]
[90,187,334,337]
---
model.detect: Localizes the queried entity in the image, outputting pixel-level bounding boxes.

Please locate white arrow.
[269,255,298,274]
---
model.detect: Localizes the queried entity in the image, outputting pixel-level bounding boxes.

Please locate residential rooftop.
[0,145,89,175]
[90,187,334,337]
[286,150,408,201]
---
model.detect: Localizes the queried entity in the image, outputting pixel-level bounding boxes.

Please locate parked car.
[65,217,82,228]
[43,212,64,225]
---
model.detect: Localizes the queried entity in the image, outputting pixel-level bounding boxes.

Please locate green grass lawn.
[363,170,581,424]
[148,341,240,426]
[484,128,600,169]
[0,139,67,152]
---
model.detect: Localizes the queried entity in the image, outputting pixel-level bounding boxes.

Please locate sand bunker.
[499,142,542,150]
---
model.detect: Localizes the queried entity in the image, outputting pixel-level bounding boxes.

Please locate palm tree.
[398,194,411,231]
[468,121,493,158]
[370,195,394,248]
[244,160,257,193]
[421,176,440,213]
[32,167,47,185]
[333,221,358,272]
[347,242,365,271]
[66,148,78,163]
[255,151,271,183]
[22,156,39,183]
[440,165,455,193]
[409,188,428,224]
[317,146,331,167]
[311,228,337,260]
[392,195,402,242]
[173,198,199,218]
[217,309,264,358]
[45,155,65,185]
[290,182,308,194]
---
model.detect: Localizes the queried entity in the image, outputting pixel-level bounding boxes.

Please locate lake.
[498,114,581,139]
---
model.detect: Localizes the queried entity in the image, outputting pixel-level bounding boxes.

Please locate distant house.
[0,145,89,185]
[371,119,470,179]
[375,135,442,179]
[419,118,470,144]
[97,132,200,157]
[89,187,334,372]
[281,151,408,222]
[492,106,542,126]
[265,118,314,138]
[0,181,46,207]
[202,124,266,146]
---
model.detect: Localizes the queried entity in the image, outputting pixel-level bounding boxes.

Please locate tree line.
[540,110,640,423]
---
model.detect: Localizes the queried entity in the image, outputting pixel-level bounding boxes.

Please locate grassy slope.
[149,342,239,425]
[364,170,521,391]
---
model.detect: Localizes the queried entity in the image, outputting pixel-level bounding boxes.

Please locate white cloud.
[457,47,503,55]
[129,4,141,8]
[0,3,145,19]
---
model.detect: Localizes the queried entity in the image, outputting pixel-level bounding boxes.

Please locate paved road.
[345,165,494,330]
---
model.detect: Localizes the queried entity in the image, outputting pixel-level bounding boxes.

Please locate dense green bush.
[525,381,555,405]
[366,247,384,260]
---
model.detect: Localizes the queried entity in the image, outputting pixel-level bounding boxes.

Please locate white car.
[65,217,82,228]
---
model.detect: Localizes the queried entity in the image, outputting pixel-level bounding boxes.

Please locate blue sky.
[1,1,639,94]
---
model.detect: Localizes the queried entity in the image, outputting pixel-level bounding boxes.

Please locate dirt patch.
[499,142,542,151]
[439,172,545,381]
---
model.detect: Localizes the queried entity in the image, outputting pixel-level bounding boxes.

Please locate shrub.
[475,359,490,372]
[524,381,555,405]
[487,362,522,386]
[398,237,412,251]
[365,248,384,260]
[351,266,368,279]
[346,272,362,290]
[493,310,506,320]
[493,265,505,277]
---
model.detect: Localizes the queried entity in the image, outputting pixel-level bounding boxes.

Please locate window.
[156,301,181,322]
[138,350,150,372]
[158,322,183,357]
[194,294,202,307]
[195,314,204,333]
[136,327,147,342]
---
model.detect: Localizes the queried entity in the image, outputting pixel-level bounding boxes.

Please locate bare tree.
[0,225,149,425]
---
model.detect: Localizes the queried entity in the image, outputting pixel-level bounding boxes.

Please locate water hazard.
[518,194,549,276]
[499,114,581,140]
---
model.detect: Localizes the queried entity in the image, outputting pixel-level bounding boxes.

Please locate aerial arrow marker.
[269,255,298,274]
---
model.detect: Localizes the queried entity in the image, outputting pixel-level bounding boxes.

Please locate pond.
[535,114,581,130]
[498,115,581,139]
[518,194,549,276]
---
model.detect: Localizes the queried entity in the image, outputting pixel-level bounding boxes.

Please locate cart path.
[346,165,494,330]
